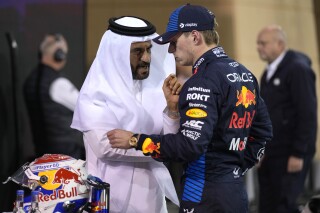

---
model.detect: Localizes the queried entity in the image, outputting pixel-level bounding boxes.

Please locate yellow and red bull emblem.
[52,168,84,185]
[186,108,207,118]
[235,86,256,108]
[142,138,160,157]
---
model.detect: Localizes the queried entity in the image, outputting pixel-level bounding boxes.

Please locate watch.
[129,133,139,148]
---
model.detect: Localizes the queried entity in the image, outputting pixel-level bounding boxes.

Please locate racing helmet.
[3,154,89,212]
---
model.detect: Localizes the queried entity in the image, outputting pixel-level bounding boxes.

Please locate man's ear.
[191,30,202,45]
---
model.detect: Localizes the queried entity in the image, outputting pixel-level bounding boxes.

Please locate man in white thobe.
[71,16,179,213]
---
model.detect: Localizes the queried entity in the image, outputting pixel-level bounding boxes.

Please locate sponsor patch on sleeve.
[186,108,207,118]
[181,129,201,140]
[142,138,160,157]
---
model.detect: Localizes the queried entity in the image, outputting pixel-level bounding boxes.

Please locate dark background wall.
[0,1,85,210]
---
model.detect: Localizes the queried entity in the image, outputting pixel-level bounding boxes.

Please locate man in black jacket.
[257,24,317,213]
[24,34,85,159]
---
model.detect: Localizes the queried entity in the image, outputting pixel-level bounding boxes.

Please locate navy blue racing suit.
[135,46,273,212]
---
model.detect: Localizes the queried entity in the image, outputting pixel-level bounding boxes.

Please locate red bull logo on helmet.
[36,165,85,191]
[235,86,256,108]
[52,168,84,185]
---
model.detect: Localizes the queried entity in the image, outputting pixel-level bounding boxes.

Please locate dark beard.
[131,62,150,80]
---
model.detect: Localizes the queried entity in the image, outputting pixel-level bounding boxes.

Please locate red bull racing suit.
[134,46,273,212]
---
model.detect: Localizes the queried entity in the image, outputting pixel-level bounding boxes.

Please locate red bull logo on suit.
[142,138,160,158]
[235,86,256,108]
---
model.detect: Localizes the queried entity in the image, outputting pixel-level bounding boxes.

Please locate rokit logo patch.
[186,93,210,101]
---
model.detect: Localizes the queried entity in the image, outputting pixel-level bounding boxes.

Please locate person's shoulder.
[283,50,315,80]
[286,49,312,67]
[190,60,229,92]
[205,58,257,81]
[202,58,229,75]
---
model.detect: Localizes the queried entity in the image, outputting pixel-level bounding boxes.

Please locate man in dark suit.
[257,24,317,213]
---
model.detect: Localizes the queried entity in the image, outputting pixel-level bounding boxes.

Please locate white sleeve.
[163,110,180,134]
[49,77,79,111]
[83,129,155,162]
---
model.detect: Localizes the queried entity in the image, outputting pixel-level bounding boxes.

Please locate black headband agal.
[108,16,156,36]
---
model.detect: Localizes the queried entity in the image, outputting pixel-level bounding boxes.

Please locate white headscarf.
[71,29,175,134]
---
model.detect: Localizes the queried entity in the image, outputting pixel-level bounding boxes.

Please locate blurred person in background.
[24,33,85,159]
[257,24,317,213]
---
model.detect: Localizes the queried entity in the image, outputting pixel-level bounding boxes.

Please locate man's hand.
[107,129,133,149]
[287,156,304,173]
[162,74,182,112]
